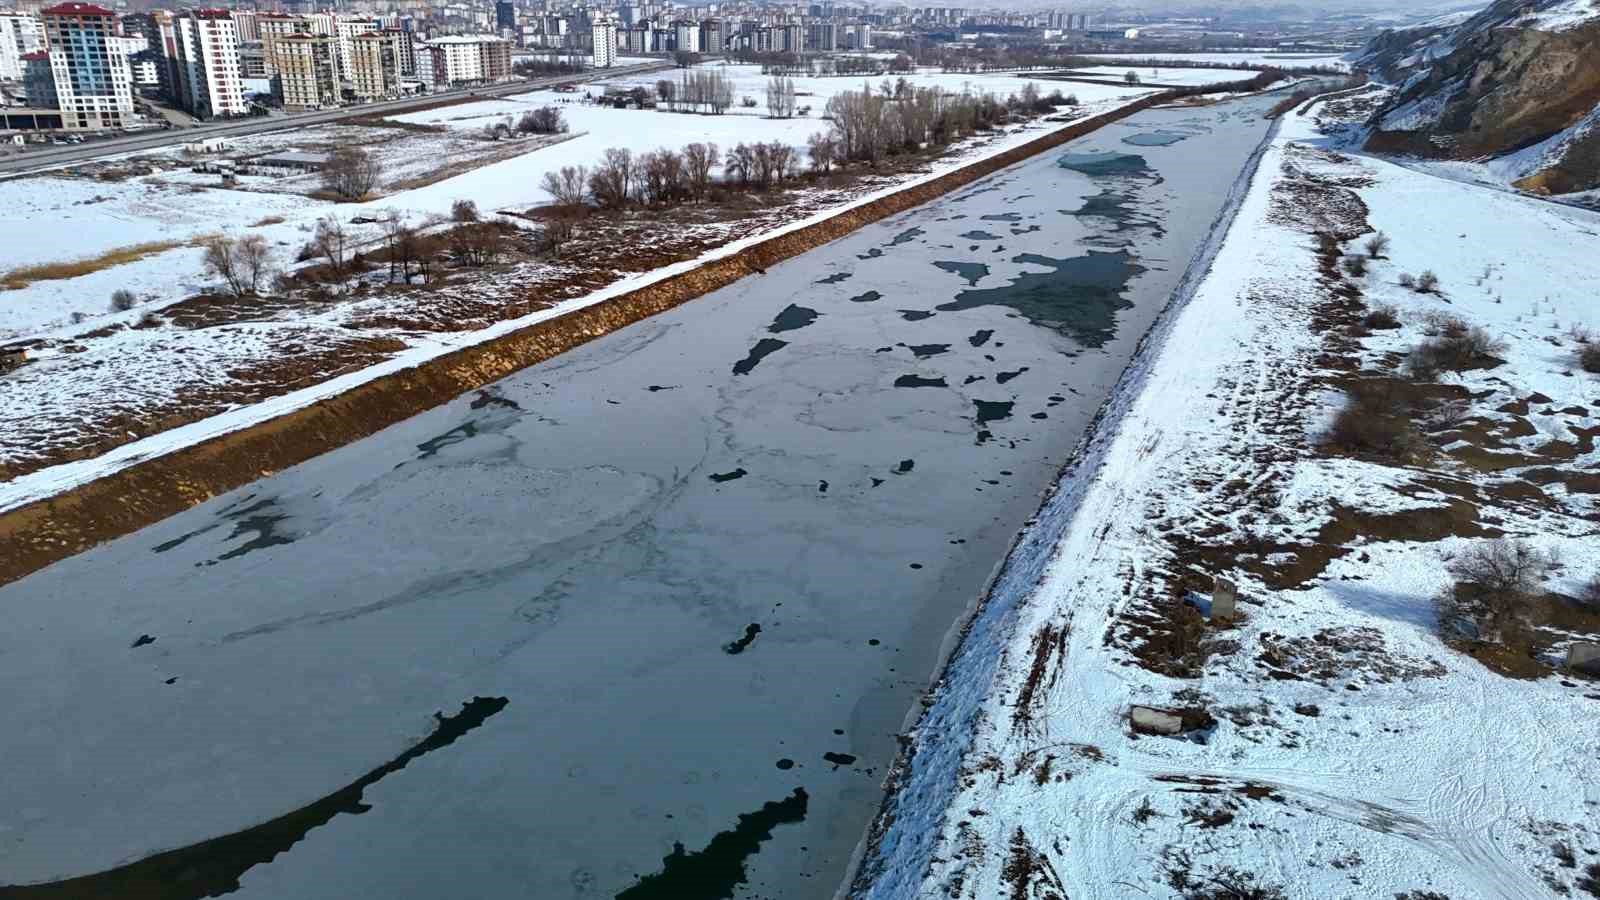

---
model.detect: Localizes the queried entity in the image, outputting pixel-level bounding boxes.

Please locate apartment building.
[421,34,508,87]
[673,19,699,53]
[272,31,336,109]
[0,12,44,81]
[22,50,54,106]
[334,17,376,81]
[348,30,396,99]
[590,14,615,68]
[257,13,310,76]
[41,3,134,131]
[173,9,244,119]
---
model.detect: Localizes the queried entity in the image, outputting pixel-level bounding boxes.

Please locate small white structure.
[183,137,232,154]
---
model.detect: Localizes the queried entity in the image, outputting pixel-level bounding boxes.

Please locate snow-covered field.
[1083,50,1351,71]
[0,64,1154,345]
[856,90,1600,899]
[1063,64,1265,86]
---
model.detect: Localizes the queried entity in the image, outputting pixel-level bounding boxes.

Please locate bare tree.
[540,215,575,258]
[541,165,589,209]
[588,148,636,209]
[110,288,138,311]
[313,216,349,276]
[202,235,245,295]
[322,146,381,200]
[807,132,837,174]
[639,148,687,206]
[683,142,720,200]
[450,223,504,267]
[725,142,754,186]
[766,75,797,118]
[451,199,479,222]
[237,234,275,294]
[656,79,676,109]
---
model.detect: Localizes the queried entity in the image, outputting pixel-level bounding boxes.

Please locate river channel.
[0,91,1281,899]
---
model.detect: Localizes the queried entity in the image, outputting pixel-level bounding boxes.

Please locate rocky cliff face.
[1361,0,1600,193]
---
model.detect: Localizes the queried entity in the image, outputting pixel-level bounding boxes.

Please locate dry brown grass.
[251,215,287,227]
[0,240,187,291]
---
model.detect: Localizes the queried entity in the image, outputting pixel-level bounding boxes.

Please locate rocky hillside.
[1360,0,1600,194]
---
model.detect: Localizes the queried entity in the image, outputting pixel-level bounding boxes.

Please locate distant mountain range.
[1357,0,1600,193]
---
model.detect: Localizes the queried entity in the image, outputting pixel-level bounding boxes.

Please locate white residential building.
[422,34,508,86]
[257,13,310,76]
[174,9,244,119]
[0,12,43,82]
[348,30,397,99]
[673,19,700,53]
[41,2,133,131]
[334,17,376,82]
[590,14,616,68]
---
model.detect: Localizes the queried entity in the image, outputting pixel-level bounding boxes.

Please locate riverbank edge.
[0,92,1182,591]
[842,102,1288,899]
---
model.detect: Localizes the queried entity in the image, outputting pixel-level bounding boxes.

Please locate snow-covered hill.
[1360,0,1600,194]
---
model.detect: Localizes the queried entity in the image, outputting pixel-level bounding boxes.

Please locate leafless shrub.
[1364,232,1391,259]
[1343,254,1368,277]
[1362,304,1400,329]
[539,216,574,258]
[1439,539,1551,644]
[450,199,479,222]
[1398,272,1416,289]
[1566,323,1592,344]
[1416,270,1441,294]
[516,106,566,135]
[1325,385,1429,461]
[1580,343,1600,374]
[1425,399,1473,430]
[322,146,381,200]
[1579,573,1600,611]
[448,222,504,267]
[109,288,138,311]
[1407,327,1506,378]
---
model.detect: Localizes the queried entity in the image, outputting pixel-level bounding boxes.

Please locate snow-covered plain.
[0,64,1155,343]
[1082,51,1351,71]
[1061,65,1264,87]
[855,89,1600,900]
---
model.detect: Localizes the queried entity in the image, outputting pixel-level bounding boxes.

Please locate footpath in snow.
[854,89,1600,900]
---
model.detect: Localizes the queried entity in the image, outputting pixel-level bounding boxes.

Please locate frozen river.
[0,93,1281,899]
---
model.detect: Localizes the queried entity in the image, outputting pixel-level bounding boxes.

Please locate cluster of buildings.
[0,0,1115,138]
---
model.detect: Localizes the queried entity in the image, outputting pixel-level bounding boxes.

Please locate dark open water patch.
[849,291,882,303]
[1122,130,1189,146]
[186,497,295,566]
[936,251,1141,348]
[815,272,852,285]
[958,230,1000,240]
[995,368,1030,385]
[898,310,935,322]
[906,343,950,358]
[968,329,994,348]
[0,698,510,900]
[732,339,787,376]
[887,227,924,246]
[468,389,520,411]
[974,401,1015,426]
[979,213,1023,222]
[723,623,762,655]
[616,788,808,900]
[822,752,857,768]
[858,248,884,260]
[768,304,820,334]
[895,459,915,474]
[933,260,990,287]
[709,468,747,483]
[416,423,479,460]
[1010,225,1041,236]
[894,374,948,389]
[1057,150,1150,176]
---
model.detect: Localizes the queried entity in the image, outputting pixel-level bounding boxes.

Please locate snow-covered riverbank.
[854,88,1600,900]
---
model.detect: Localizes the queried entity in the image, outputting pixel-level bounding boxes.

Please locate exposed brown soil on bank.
[0,92,1182,591]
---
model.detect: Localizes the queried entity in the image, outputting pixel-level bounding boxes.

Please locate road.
[0,61,672,176]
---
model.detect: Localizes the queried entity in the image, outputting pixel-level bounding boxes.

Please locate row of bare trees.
[825,83,1051,167]
[656,69,736,114]
[765,76,798,119]
[541,141,725,211]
